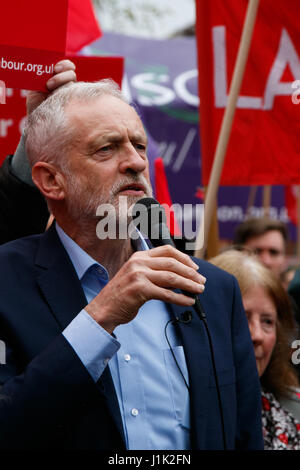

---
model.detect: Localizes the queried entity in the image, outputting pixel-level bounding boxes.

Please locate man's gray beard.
[64,173,153,225]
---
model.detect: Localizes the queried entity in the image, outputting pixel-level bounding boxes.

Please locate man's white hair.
[24,79,128,172]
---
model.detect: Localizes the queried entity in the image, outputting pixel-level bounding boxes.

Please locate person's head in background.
[210,249,298,399]
[233,217,288,278]
[281,265,299,291]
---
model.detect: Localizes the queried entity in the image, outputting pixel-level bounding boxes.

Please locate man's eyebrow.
[86,131,148,152]
[85,133,121,152]
[131,132,148,144]
[129,130,146,139]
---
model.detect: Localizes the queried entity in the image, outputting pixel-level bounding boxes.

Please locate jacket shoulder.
[0,234,42,276]
[191,256,237,284]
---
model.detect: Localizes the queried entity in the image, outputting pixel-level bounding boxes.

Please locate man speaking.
[0,80,263,450]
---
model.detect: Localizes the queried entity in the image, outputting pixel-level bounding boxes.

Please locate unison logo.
[95,196,204,251]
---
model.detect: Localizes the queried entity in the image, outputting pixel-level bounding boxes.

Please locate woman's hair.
[209,249,299,399]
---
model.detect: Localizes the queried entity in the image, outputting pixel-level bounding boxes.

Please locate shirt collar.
[55,222,149,281]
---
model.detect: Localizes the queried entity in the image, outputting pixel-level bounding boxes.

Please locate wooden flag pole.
[205,203,220,259]
[262,185,272,217]
[246,185,258,217]
[194,0,260,258]
[201,186,220,258]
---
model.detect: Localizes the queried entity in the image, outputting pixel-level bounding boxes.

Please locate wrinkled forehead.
[65,94,145,132]
[62,94,148,156]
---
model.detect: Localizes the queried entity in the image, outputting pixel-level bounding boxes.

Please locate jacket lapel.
[166,301,211,450]
[97,368,126,444]
[35,224,87,330]
[34,225,125,445]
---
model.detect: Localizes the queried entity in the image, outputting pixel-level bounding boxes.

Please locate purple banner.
[87,32,295,242]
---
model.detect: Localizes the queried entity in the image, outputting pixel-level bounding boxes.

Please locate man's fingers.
[147,245,199,270]
[54,59,76,73]
[47,59,76,90]
[133,246,206,284]
[149,285,196,307]
[47,70,77,91]
[148,270,205,295]
[146,257,206,284]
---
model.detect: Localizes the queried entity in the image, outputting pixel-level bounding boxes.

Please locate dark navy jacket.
[0,225,263,450]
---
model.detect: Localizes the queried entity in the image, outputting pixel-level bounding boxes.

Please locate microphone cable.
[184,293,227,449]
[195,302,227,451]
[164,306,227,451]
[164,316,191,393]
[132,198,227,450]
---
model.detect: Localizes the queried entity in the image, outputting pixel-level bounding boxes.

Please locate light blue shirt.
[57,224,191,450]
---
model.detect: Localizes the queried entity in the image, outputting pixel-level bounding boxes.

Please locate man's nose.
[258,251,273,269]
[119,144,147,174]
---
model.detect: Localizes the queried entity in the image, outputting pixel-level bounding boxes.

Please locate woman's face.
[242,286,277,377]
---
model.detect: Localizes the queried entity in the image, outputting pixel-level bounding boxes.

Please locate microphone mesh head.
[132,198,168,243]
[133,197,159,210]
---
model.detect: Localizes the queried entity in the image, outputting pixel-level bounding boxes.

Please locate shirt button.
[103,358,109,365]
[124,354,131,362]
[131,408,139,417]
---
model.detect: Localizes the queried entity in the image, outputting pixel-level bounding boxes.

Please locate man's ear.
[32,162,66,201]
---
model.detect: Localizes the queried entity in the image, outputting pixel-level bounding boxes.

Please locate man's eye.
[269,249,280,256]
[135,143,146,151]
[99,145,112,152]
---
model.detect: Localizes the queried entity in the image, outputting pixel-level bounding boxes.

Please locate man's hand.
[26,59,76,115]
[85,245,206,334]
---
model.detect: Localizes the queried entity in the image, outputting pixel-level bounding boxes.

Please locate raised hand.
[26,59,76,115]
[85,245,206,334]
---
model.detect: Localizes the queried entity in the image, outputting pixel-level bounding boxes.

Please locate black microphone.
[132,197,206,320]
[131,197,175,247]
[132,198,227,449]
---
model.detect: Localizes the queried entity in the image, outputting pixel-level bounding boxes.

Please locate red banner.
[0,0,102,91]
[285,185,298,225]
[67,0,102,54]
[0,1,68,53]
[0,56,124,165]
[196,0,300,186]
[154,158,181,237]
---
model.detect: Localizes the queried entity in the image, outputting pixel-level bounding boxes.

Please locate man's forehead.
[66,95,145,134]
[64,95,147,149]
[66,94,137,119]
[246,230,285,247]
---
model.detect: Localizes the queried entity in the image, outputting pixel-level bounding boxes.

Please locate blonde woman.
[210,249,300,450]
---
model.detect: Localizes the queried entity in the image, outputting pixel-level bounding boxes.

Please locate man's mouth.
[118,183,146,195]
